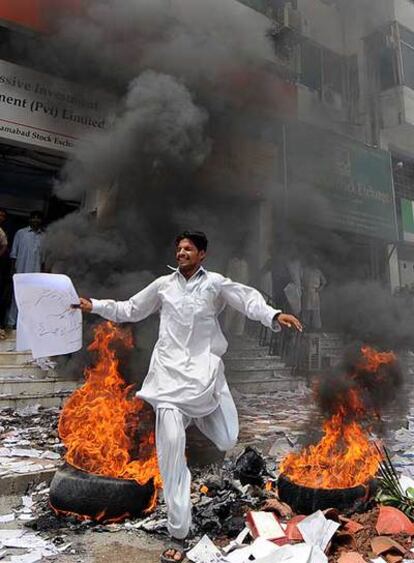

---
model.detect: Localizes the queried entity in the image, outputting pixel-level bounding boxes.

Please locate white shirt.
[0,227,7,249]
[91,267,281,417]
[10,227,44,273]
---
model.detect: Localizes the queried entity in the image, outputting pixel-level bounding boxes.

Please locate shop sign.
[286,122,398,241]
[0,59,111,153]
[0,0,82,33]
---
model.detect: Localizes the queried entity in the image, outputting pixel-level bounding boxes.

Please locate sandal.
[160,548,185,563]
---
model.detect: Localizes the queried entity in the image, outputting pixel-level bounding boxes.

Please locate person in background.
[0,208,9,339]
[6,211,45,329]
[302,255,327,331]
[223,248,250,337]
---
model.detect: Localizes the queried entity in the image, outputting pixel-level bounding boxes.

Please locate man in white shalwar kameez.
[78,231,302,561]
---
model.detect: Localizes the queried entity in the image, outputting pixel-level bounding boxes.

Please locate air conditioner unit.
[282,3,302,31]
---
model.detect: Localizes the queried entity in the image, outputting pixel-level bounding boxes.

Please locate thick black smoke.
[317,343,404,421]
[24,0,414,378]
[33,0,276,378]
[39,0,275,292]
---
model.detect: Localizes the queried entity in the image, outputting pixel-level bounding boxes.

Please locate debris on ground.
[0,406,62,478]
[1,386,414,562]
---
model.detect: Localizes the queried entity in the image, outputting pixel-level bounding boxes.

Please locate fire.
[280,346,396,489]
[57,322,161,517]
[359,346,396,373]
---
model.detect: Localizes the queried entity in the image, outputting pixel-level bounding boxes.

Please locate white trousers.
[156,391,239,539]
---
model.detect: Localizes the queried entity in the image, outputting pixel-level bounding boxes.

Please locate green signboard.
[237,0,270,14]
[286,122,398,241]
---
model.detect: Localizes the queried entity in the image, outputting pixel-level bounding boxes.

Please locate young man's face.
[29,215,43,230]
[176,238,206,271]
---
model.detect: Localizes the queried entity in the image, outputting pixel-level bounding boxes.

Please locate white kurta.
[10,227,44,273]
[91,267,281,418]
[7,227,44,328]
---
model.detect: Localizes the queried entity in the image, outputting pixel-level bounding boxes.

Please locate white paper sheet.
[13,274,82,359]
[9,550,43,563]
[186,535,229,563]
[222,527,250,555]
[271,544,327,563]
[226,538,280,563]
[16,315,30,352]
[297,510,340,553]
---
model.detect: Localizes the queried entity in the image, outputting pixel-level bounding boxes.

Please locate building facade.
[3,0,414,295]
[237,0,414,294]
[0,1,106,228]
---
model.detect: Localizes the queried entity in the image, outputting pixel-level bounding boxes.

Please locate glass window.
[301,41,322,91]
[365,28,400,91]
[400,26,414,48]
[323,49,343,94]
[400,25,414,91]
[379,43,398,90]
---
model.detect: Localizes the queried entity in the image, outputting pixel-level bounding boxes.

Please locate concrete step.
[224,356,285,370]
[0,339,17,352]
[226,367,292,381]
[0,364,50,377]
[225,349,270,360]
[228,378,299,394]
[0,378,77,395]
[0,351,33,366]
[0,390,72,410]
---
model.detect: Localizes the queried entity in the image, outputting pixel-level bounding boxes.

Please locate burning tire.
[50,464,155,522]
[278,474,377,515]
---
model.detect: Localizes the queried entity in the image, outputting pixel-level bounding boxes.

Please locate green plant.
[375,445,414,520]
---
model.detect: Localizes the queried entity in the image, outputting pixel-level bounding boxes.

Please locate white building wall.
[297,0,343,52]
[395,0,414,30]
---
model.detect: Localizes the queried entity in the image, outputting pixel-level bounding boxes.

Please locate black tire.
[50,464,155,521]
[278,473,377,515]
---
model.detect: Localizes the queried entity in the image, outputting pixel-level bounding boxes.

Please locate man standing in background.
[223,247,250,337]
[302,256,327,331]
[0,208,9,339]
[7,211,45,329]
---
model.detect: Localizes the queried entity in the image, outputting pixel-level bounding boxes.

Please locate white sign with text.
[0,59,112,153]
[14,273,82,359]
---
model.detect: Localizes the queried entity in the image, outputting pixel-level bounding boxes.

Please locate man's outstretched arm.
[76,278,161,323]
[220,277,302,332]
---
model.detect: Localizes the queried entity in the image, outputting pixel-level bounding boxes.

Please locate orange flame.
[57,322,161,516]
[50,504,130,524]
[280,346,394,489]
[359,347,396,373]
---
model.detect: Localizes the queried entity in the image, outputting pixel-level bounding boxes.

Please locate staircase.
[0,332,78,410]
[223,334,303,394]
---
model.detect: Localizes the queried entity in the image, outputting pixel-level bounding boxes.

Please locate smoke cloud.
[23,0,413,378]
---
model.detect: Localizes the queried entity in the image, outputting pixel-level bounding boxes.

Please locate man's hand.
[276,313,303,332]
[72,297,93,314]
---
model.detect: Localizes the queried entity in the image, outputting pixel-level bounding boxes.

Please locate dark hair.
[0,208,6,215]
[29,210,44,220]
[176,230,208,252]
